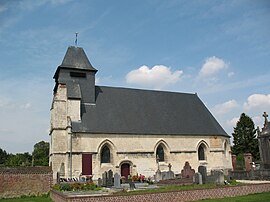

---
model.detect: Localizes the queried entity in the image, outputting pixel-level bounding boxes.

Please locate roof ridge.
[96,85,196,96]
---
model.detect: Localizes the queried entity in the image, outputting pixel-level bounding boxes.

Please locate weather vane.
[75,32,78,47]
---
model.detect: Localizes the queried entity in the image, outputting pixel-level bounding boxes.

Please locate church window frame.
[198,143,206,161]
[101,145,110,163]
[156,145,165,162]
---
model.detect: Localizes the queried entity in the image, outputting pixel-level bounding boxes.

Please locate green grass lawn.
[0,195,52,202]
[196,191,270,202]
[114,182,242,195]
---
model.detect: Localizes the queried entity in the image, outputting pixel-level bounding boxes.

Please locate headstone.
[114,173,121,188]
[155,169,162,182]
[102,171,107,187]
[193,172,202,184]
[210,170,224,184]
[129,181,136,190]
[167,163,175,179]
[97,178,102,187]
[181,162,195,178]
[107,170,113,187]
[198,166,207,184]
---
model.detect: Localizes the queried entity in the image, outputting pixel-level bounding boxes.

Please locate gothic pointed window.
[198,144,206,161]
[156,145,165,162]
[101,145,110,163]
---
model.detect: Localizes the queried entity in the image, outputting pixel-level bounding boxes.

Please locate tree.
[0,148,8,166]
[232,113,259,160]
[32,141,49,166]
[5,152,32,166]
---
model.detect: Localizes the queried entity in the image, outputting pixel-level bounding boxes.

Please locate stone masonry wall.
[50,183,270,202]
[0,167,53,199]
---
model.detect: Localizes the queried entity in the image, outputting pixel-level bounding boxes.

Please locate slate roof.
[72,86,228,137]
[54,46,228,137]
[53,46,97,79]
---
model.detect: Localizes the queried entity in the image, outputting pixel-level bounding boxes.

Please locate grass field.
[0,195,52,202]
[196,191,270,202]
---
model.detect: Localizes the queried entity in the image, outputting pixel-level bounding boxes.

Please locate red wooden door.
[82,153,92,175]
[121,163,130,179]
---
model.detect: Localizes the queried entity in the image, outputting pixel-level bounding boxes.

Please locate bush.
[53,182,100,192]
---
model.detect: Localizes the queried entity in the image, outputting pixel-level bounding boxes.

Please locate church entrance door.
[82,153,92,175]
[121,163,130,179]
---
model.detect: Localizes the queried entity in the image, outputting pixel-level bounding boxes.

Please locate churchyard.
[49,161,270,201]
[1,186,270,202]
[1,160,270,201]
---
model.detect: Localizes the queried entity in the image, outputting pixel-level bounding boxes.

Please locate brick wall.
[51,183,270,202]
[0,166,53,199]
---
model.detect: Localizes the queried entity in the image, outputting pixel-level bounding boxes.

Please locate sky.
[0,0,269,154]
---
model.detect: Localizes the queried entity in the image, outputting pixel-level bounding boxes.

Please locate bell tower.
[50,46,97,180]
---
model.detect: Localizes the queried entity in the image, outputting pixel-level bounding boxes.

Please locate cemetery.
[49,160,270,202]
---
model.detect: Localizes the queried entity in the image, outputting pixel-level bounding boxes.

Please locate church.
[49,46,232,181]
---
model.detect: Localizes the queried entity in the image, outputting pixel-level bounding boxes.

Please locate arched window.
[101,145,110,163]
[198,144,206,161]
[156,145,165,162]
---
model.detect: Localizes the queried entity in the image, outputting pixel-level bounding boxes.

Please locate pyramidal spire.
[59,46,97,72]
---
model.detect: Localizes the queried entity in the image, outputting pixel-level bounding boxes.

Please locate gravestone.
[129,181,136,190]
[210,170,224,184]
[181,162,195,178]
[107,170,113,187]
[161,163,175,180]
[193,172,202,184]
[114,173,121,188]
[97,178,102,187]
[198,166,207,184]
[102,171,107,187]
[155,169,162,182]
[167,163,175,179]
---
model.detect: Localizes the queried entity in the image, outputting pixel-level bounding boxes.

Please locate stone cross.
[156,155,160,171]
[263,112,268,126]
[168,163,172,171]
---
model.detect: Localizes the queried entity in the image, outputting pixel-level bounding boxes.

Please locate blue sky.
[0,0,269,153]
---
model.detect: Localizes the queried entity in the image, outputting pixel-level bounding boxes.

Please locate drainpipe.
[67,117,72,179]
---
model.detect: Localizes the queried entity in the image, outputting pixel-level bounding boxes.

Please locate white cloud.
[244,94,270,111]
[213,99,238,115]
[126,65,183,89]
[226,117,239,128]
[199,56,228,77]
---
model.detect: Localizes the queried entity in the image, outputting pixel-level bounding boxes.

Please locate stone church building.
[49,46,232,181]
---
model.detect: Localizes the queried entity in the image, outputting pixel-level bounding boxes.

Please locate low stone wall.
[51,183,270,202]
[0,166,53,199]
[158,177,193,185]
[230,169,270,180]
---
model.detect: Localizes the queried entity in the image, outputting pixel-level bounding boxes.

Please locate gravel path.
[236,180,270,184]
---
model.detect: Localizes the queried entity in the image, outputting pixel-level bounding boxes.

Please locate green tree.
[232,113,259,160]
[5,152,32,166]
[32,141,49,166]
[0,148,8,166]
